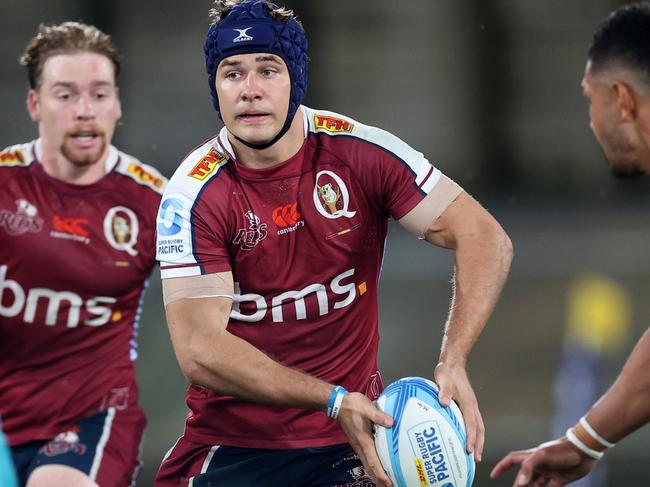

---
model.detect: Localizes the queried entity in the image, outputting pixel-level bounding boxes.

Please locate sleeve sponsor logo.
[188,147,227,181]
[103,206,140,256]
[158,198,184,236]
[156,194,193,260]
[0,149,25,165]
[314,115,354,133]
[127,162,164,189]
[313,170,357,219]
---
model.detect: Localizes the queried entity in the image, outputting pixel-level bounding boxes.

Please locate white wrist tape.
[580,417,616,449]
[566,428,604,460]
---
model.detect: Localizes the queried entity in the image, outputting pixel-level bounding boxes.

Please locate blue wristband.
[326,385,348,419]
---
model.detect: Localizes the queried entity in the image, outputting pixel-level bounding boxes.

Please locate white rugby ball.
[374,377,474,487]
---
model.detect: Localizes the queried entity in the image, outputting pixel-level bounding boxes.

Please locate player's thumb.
[433,365,453,406]
[436,379,453,407]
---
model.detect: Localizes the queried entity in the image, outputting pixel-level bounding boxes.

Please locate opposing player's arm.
[399,182,513,461]
[491,328,650,486]
[584,327,650,441]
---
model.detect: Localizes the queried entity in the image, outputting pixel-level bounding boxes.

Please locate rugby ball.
[374,377,474,487]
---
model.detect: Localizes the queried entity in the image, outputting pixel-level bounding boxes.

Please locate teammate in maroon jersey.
[155,1,512,486]
[0,22,166,486]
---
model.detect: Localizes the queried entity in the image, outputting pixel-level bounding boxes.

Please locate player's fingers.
[490,451,528,479]
[473,406,485,461]
[368,404,394,428]
[356,435,392,487]
[514,455,542,487]
[462,406,476,455]
[437,379,453,407]
[433,363,453,406]
[455,395,479,457]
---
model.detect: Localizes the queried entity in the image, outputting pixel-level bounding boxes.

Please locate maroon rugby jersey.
[0,140,166,446]
[156,107,445,449]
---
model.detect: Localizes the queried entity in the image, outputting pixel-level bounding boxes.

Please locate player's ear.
[612,80,637,121]
[26,89,41,122]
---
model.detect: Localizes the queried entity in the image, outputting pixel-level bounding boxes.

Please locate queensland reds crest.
[313,171,356,219]
[0,199,43,236]
[233,210,268,251]
[41,428,87,457]
[103,206,140,256]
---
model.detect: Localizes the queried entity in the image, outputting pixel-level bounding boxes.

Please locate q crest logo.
[156,194,192,261]
[313,171,357,219]
[104,206,139,256]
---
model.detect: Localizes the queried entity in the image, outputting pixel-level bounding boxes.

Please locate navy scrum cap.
[204,0,308,149]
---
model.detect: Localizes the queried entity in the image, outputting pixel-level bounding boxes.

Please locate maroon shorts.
[11,406,146,487]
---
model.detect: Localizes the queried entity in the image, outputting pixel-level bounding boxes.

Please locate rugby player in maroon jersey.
[155,1,512,486]
[0,22,166,487]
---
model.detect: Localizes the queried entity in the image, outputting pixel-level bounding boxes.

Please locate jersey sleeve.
[309,109,448,221]
[0,142,35,186]
[156,142,232,279]
[351,124,444,220]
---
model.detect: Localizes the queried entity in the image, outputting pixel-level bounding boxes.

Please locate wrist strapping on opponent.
[566,428,604,460]
[326,385,348,420]
[578,416,616,449]
[566,416,617,460]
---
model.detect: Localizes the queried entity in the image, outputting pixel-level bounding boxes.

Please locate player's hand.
[434,361,484,461]
[490,437,597,486]
[336,392,394,487]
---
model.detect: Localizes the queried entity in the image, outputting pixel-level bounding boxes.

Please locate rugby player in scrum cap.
[155,1,512,485]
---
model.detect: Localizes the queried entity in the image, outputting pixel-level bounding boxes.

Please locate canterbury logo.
[272,203,301,228]
[52,215,89,237]
[233,27,253,43]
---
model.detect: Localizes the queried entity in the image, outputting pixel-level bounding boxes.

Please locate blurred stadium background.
[2,1,649,485]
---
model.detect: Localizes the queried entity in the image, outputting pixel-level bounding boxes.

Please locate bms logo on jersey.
[157,194,193,261]
[231,267,366,323]
[0,265,117,328]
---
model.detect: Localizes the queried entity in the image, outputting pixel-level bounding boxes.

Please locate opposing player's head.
[21,22,122,168]
[583,1,650,178]
[205,0,308,150]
